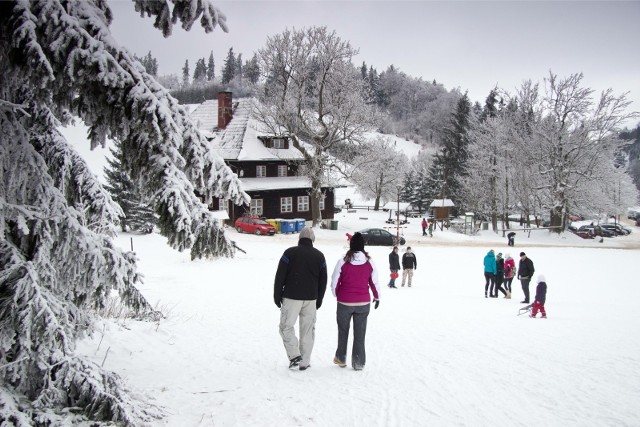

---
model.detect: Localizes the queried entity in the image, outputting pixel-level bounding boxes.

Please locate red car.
[234,217,276,235]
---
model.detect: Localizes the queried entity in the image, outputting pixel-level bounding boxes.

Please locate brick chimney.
[217,91,233,129]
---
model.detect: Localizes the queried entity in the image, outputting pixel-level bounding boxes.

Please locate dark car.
[234,216,276,235]
[577,225,615,238]
[600,223,631,236]
[357,228,406,246]
[334,206,342,213]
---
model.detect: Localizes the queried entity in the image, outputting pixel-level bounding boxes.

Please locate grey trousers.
[279,298,316,366]
[336,303,370,370]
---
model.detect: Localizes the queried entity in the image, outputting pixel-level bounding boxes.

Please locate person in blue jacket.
[483,249,497,298]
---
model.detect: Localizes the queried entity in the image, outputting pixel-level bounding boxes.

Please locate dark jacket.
[389,251,400,270]
[402,252,417,269]
[274,238,327,308]
[518,257,535,280]
[496,258,504,279]
[535,281,547,304]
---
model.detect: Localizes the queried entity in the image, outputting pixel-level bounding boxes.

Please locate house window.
[278,165,287,177]
[281,197,293,213]
[272,138,285,149]
[319,195,325,210]
[218,198,227,211]
[256,165,266,177]
[297,196,309,212]
[250,199,263,216]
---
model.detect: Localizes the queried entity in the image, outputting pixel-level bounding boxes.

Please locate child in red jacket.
[530,275,547,318]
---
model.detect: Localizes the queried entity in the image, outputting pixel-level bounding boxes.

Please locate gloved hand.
[316,300,322,309]
[275,297,282,308]
[373,299,379,309]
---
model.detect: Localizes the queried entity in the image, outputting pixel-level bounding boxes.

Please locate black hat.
[350,232,365,252]
[520,252,526,257]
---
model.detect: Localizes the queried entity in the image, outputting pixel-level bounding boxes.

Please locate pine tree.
[182,59,190,87]
[235,53,243,81]
[0,1,246,424]
[104,140,156,233]
[426,92,472,212]
[245,53,261,84]
[207,51,215,81]
[222,47,236,84]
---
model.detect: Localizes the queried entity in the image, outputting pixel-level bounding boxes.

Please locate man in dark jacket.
[274,227,327,371]
[388,246,400,288]
[517,252,535,303]
[401,247,417,287]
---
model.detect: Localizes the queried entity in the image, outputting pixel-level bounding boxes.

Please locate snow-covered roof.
[240,176,334,192]
[190,98,305,162]
[430,199,455,207]
[381,202,412,210]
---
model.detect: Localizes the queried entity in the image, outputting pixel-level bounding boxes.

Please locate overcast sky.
[108,0,640,126]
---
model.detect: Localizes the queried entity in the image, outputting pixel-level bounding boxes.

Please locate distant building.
[189,92,336,224]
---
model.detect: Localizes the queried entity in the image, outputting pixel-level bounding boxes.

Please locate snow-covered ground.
[77,208,640,426]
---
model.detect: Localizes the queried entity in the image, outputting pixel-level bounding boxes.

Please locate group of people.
[387,246,417,288]
[421,218,435,237]
[273,228,381,371]
[483,250,548,318]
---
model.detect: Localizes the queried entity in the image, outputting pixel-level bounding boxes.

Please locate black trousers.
[495,274,507,296]
[504,277,514,292]
[484,272,495,296]
[336,303,370,369]
[520,278,531,302]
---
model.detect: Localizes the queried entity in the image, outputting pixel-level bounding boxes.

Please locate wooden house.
[190,92,336,224]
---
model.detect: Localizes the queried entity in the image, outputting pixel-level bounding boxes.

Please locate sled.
[517,304,533,316]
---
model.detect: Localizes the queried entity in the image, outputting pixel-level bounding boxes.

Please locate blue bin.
[294,218,306,232]
[280,219,296,234]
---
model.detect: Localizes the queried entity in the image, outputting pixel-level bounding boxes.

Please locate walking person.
[428,220,434,237]
[421,218,428,236]
[503,253,516,298]
[401,247,417,287]
[330,232,382,371]
[495,252,509,298]
[388,246,400,288]
[517,252,535,304]
[273,227,327,371]
[483,249,497,298]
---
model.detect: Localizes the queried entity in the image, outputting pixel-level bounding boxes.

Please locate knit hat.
[350,232,365,252]
[497,252,503,258]
[299,227,315,242]
[537,274,546,283]
[520,252,526,257]
[505,253,511,259]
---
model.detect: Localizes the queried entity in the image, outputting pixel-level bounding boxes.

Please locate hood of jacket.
[348,251,369,266]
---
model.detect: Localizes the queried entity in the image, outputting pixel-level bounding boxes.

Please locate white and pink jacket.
[331,251,381,304]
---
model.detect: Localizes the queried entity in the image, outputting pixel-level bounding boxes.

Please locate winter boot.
[505,291,511,299]
[289,355,302,368]
[333,357,347,368]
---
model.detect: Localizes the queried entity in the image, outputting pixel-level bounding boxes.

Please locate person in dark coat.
[274,227,327,370]
[530,275,548,318]
[495,252,508,298]
[517,252,535,304]
[388,246,400,288]
[507,231,516,246]
[401,247,417,287]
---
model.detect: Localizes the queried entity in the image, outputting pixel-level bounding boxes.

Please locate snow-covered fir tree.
[0,0,247,424]
[222,47,236,84]
[207,51,216,81]
[104,139,157,233]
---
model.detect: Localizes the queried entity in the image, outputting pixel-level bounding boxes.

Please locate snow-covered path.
[78,213,640,426]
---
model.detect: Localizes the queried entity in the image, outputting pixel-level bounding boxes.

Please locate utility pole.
[396,185,401,243]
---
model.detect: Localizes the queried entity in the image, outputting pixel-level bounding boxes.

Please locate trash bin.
[330,219,338,230]
[280,219,296,234]
[266,219,280,233]
[294,218,305,232]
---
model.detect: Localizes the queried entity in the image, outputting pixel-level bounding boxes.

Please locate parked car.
[577,225,615,238]
[627,209,639,220]
[567,213,583,221]
[600,223,631,236]
[234,216,276,235]
[357,228,406,246]
[574,229,595,239]
[334,206,342,213]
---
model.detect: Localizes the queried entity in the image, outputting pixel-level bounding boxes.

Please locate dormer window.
[258,136,289,149]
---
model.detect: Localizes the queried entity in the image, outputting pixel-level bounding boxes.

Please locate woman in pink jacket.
[330,232,382,371]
